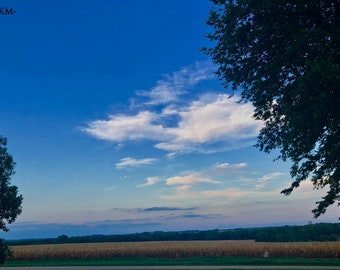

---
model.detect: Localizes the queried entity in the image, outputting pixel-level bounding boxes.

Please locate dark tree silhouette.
[0,136,23,263]
[204,0,339,217]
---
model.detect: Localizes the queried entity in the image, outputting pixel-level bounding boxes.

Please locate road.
[2,266,340,269]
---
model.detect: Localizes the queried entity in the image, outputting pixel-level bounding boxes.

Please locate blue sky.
[1,0,338,240]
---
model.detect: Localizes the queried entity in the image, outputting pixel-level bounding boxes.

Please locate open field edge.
[3,257,340,267]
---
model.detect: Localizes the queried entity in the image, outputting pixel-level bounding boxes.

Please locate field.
[9,240,340,261]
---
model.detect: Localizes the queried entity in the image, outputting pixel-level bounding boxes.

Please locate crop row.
[9,240,340,261]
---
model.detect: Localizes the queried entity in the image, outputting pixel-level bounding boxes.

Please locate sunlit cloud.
[166,174,221,186]
[115,157,158,169]
[159,164,289,205]
[212,162,247,170]
[258,172,286,182]
[164,161,248,187]
[155,94,261,155]
[160,186,251,201]
[136,61,216,105]
[82,61,263,155]
[84,98,260,155]
[255,172,286,190]
[200,188,252,199]
[84,111,167,142]
[137,177,160,187]
[141,206,197,212]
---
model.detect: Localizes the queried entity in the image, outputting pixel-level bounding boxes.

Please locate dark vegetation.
[5,257,340,267]
[0,136,23,263]
[6,223,340,246]
[204,0,340,217]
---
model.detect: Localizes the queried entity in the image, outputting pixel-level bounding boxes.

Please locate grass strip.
[3,256,340,267]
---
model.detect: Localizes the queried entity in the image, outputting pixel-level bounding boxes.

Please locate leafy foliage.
[0,136,23,264]
[204,0,340,217]
[0,239,12,264]
[7,223,340,245]
[0,136,23,232]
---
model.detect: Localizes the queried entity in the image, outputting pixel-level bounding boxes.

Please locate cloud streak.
[137,177,160,187]
[116,157,158,169]
[164,162,247,187]
[166,174,221,186]
[160,186,252,201]
[154,94,261,155]
[85,111,167,142]
[136,61,216,105]
[83,62,262,155]
[142,207,197,212]
[255,172,286,190]
[212,163,247,170]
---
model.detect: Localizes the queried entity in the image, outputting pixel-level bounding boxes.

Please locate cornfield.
[9,240,340,260]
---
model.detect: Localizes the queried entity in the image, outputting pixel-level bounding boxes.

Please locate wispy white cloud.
[160,186,251,201]
[158,163,289,205]
[255,172,286,190]
[258,172,286,182]
[140,206,197,212]
[136,61,216,105]
[166,174,221,186]
[83,62,262,155]
[137,177,160,187]
[83,95,261,155]
[200,188,252,199]
[164,161,247,187]
[115,157,158,169]
[84,111,167,142]
[155,94,261,155]
[212,162,247,170]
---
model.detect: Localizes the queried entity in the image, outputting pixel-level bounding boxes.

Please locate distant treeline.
[6,223,340,246]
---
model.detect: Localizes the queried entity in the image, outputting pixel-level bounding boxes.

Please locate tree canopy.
[0,136,23,232]
[204,0,339,217]
[6,223,340,245]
